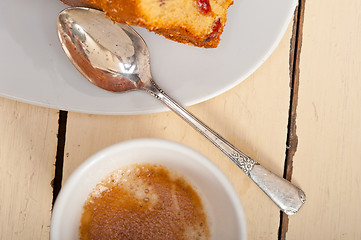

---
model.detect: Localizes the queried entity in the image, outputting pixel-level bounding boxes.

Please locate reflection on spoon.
[57,7,306,215]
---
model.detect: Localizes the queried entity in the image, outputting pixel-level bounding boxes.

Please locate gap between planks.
[278,0,306,239]
[52,110,68,208]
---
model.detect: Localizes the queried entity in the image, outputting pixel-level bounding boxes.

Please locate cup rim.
[51,138,247,240]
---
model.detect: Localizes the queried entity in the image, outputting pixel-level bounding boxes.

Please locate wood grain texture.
[286,0,361,239]
[62,22,294,240]
[0,98,59,239]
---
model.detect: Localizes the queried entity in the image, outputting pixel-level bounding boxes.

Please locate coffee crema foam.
[79,163,210,240]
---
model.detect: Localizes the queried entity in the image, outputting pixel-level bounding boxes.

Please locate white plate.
[0,0,297,115]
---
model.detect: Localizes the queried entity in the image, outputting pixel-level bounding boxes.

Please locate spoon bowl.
[57,7,306,215]
[57,7,153,92]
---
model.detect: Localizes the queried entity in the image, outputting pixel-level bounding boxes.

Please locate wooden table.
[1,0,361,239]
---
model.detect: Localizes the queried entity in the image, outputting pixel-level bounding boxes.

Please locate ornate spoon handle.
[143,81,306,215]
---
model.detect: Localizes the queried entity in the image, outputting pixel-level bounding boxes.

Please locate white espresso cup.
[51,138,247,239]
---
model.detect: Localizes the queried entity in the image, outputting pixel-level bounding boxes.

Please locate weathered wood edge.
[278,0,306,239]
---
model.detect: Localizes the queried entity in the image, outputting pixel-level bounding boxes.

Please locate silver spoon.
[57,7,305,215]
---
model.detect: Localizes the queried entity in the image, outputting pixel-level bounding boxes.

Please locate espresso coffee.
[79,163,210,240]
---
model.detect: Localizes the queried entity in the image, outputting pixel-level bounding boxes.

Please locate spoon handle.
[144,82,306,215]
